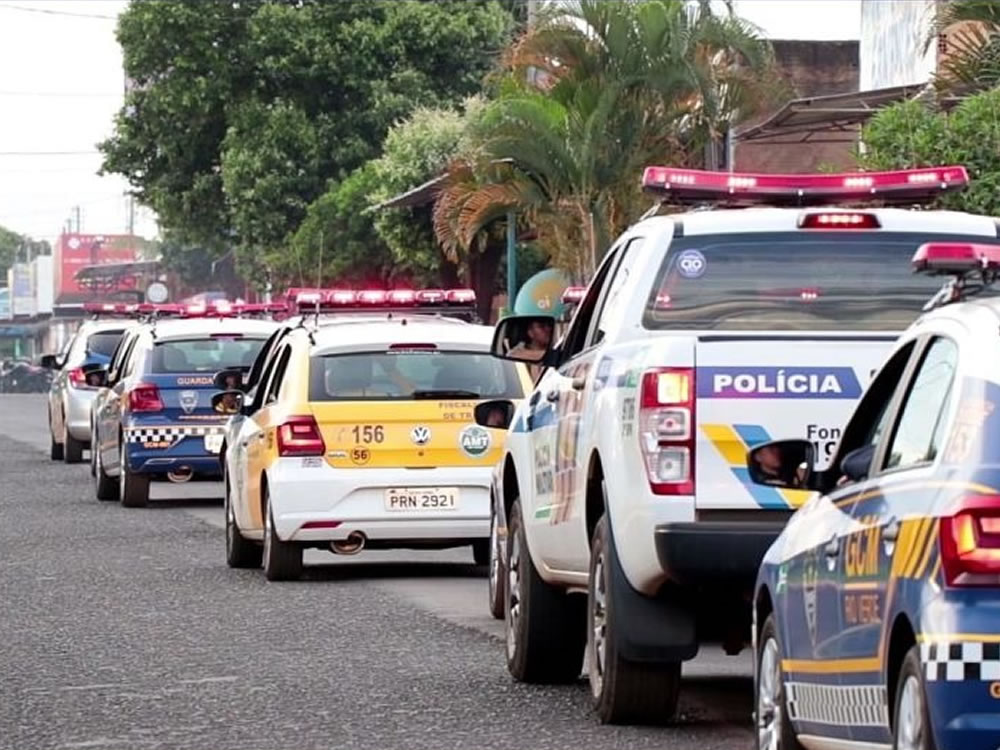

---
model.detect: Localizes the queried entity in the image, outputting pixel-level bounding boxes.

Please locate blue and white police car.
[748,242,1000,750]
[91,304,277,507]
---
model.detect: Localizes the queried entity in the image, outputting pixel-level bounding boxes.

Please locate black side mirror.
[474,399,516,430]
[81,363,108,388]
[747,439,815,491]
[213,368,246,392]
[211,390,245,415]
[39,354,60,370]
[491,315,556,364]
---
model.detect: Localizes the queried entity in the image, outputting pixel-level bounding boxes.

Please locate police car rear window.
[644,231,1000,331]
[86,331,124,358]
[309,350,524,401]
[151,336,267,373]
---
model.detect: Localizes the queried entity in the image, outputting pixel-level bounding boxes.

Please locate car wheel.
[119,442,149,508]
[63,419,85,464]
[588,514,680,725]
[487,504,506,620]
[262,485,302,581]
[94,439,118,501]
[50,430,64,461]
[225,470,262,569]
[756,614,802,750]
[893,645,936,750]
[89,424,97,478]
[505,499,585,683]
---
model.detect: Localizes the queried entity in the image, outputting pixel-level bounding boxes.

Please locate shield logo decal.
[410,426,431,445]
[179,390,199,415]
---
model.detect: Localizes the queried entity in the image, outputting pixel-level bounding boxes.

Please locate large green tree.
[101,0,516,286]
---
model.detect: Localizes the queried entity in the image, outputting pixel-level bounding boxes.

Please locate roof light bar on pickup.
[912,242,1000,274]
[641,165,969,205]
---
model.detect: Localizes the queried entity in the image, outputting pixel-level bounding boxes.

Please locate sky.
[0,0,862,247]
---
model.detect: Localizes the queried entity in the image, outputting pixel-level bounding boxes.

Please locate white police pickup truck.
[474,165,1000,725]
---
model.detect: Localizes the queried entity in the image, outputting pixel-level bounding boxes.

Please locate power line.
[0,3,117,20]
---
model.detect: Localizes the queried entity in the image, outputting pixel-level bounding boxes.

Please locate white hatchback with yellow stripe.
[217,316,531,581]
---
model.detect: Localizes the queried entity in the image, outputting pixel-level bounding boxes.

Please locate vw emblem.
[410,426,431,445]
[179,390,199,415]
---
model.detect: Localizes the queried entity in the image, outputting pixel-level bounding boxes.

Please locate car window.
[883,337,958,471]
[265,346,292,404]
[310,350,524,401]
[150,336,267,374]
[589,237,644,347]
[85,330,124,358]
[247,327,287,390]
[109,334,139,384]
[250,348,282,412]
[559,246,621,362]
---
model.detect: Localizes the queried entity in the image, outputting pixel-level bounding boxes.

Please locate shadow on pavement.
[303,560,487,581]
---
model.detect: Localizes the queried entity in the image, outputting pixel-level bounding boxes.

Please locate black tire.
[892,645,936,750]
[225,470,262,569]
[472,539,489,566]
[119,442,149,508]
[262,486,302,581]
[588,514,681,725]
[94,440,118,501]
[504,499,586,683]
[50,431,64,461]
[487,504,506,620]
[755,614,802,750]
[63,423,85,464]
[89,424,97,478]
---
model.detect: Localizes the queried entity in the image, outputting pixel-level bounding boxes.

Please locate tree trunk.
[472,237,504,324]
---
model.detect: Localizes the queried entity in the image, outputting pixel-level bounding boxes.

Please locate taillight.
[940,495,1000,586]
[639,368,695,495]
[277,415,325,457]
[68,368,93,390]
[128,384,164,412]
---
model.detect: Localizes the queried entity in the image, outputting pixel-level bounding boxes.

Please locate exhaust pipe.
[331,531,366,555]
[167,466,194,483]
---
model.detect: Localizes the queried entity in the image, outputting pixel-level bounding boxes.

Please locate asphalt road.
[0,394,753,750]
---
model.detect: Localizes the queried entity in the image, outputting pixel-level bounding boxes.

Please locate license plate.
[384,487,459,511]
[204,433,224,454]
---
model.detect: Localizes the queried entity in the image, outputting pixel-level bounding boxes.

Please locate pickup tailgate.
[695,334,894,510]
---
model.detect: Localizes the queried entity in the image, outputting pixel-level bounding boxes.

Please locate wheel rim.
[488,513,501,602]
[506,528,522,660]
[590,548,608,694]
[757,637,782,750]
[897,675,924,750]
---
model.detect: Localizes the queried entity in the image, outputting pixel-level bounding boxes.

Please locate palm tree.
[928,0,1000,93]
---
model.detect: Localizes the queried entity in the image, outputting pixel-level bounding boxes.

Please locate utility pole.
[73,205,81,234]
[126,195,135,237]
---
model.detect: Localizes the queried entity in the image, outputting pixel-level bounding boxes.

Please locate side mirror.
[81,363,108,388]
[213,368,246,392]
[490,315,556,364]
[39,354,60,370]
[747,439,815,490]
[474,399,516,430]
[211,390,245,415]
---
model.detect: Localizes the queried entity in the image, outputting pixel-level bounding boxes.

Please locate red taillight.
[128,384,164,413]
[940,495,1000,586]
[798,212,881,229]
[299,520,342,530]
[639,368,695,496]
[68,368,91,390]
[277,415,325,457]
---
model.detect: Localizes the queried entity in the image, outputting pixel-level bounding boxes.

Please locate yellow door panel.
[310,400,508,468]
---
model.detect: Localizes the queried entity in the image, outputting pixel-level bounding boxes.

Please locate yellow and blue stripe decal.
[702,423,812,509]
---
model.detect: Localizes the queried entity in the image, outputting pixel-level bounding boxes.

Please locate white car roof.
[144,317,279,341]
[78,318,139,334]
[634,208,999,237]
[308,318,494,356]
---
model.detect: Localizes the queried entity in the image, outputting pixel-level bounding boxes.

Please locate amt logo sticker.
[697,367,861,399]
[459,425,491,457]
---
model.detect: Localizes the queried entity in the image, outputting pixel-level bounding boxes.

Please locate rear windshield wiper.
[412,389,481,399]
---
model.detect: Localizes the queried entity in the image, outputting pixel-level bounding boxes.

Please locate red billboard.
[54,233,138,305]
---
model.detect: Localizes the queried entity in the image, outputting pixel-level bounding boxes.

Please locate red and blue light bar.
[641,165,970,205]
[288,287,477,313]
[913,242,1000,274]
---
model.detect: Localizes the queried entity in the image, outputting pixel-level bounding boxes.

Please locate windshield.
[643,231,1000,331]
[151,336,267,374]
[309,350,524,401]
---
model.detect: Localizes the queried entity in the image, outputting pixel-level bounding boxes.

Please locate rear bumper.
[64,389,98,441]
[267,461,491,543]
[655,521,786,588]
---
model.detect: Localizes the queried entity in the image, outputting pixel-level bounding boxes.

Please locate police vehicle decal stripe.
[833,479,1000,509]
[703,423,812,509]
[781,657,881,675]
[920,641,1000,681]
[125,425,225,444]
[786,682,888,728]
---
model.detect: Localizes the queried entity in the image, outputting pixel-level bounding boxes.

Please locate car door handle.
[883,518,900,542]
[571,376,586,391]
[546,389,559,402]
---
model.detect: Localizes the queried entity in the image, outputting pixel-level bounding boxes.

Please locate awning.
[735,83,929,145]
[74,259,161,286]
